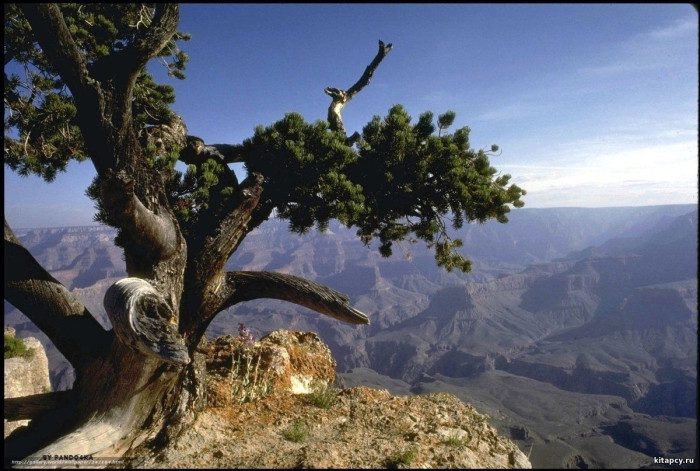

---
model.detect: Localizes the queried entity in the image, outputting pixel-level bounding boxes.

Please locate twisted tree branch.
[179,136,246,165]
[208,143,247,163]
[346,40,394,97]
[4,220,111,368]
[100,170,180,260]
[198,172,265,272]
[324,40,393,138]
[220,271,370,325]
[104,278,190,364]
[179,173,267,334]
[4,391,74,421]
[112,4,180,80]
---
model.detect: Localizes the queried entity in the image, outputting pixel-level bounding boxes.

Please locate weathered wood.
[5,341,185,465]
[104,278,190,365]
[179,136,246,164]
[4,391,74,421]
[4,220,111,368]
[100,171,180,260]
[221,271,370,325]
[179,172,266,336]
[325,40,393,136]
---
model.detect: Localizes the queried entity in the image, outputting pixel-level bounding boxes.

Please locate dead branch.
[324,40,393,140]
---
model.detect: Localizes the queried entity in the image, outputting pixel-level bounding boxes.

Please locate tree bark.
[104,278,190,364]
[325,40,393,139]
[6,5,379,465]
[4,392,73,421]
[218,271,370,325]
[4,339,205,466]
[180,137,246,165]
[180,172,266,336]
[4,220,110,369]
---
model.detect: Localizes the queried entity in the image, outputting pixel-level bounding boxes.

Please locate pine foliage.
[4,3,189,179]
[5,4,525,272]
[240,105,525,271]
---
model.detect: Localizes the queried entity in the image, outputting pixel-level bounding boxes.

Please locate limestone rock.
[204,330,335,405]
[141,331,531,469]
[4,329,52,438]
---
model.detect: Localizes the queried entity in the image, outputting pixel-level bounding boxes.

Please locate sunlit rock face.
[143,330,531,469]
[204,330,336,405]
[4,327,52,438]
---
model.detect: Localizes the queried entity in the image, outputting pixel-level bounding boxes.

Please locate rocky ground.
[140,330,530,469]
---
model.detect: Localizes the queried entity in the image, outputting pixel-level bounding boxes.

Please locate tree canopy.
[3,4,526,461]
[5,3,524,273]
[4,3,187,179]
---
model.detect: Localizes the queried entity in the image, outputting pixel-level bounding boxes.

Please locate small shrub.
[282,420,309,443]
[307,386,338,409]
[4,335,34,359]
[386,445,418,468]
[443,433,467,448]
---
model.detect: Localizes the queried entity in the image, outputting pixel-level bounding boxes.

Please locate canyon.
[5,204,697,468]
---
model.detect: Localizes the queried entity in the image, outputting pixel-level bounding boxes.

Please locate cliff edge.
[141,330,531,469]
[4,326,52,438]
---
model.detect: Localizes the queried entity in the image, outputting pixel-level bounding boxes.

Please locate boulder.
[204,330,336,405]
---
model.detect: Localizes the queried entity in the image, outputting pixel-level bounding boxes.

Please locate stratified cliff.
[139,330,531,469]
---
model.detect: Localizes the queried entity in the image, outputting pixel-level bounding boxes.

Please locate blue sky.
[4,4,698,228]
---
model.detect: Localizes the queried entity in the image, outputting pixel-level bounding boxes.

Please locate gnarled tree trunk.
[5,214,366,465]
[4,4,385,466]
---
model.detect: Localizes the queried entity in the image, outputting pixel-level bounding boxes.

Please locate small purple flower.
[238,323,254,348]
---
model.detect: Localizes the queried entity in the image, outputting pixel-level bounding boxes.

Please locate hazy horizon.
[10,202,698,230]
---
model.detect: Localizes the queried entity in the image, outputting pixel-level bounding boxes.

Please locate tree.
[3,4,525,462]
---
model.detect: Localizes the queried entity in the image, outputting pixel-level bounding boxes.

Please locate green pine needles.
[5,3,525,273]
[242,105,525,272]
[4,3,189,180]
